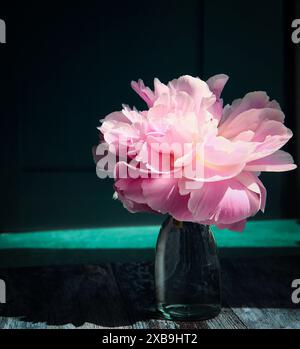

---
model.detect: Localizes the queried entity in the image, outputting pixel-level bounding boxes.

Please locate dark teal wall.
[0,1,202,230]
[0,0,298,231]
[203,0,287,219]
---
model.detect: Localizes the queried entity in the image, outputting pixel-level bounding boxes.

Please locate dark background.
[0,0,299,231]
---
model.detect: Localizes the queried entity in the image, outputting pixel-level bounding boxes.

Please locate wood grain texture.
[0,256,299,329]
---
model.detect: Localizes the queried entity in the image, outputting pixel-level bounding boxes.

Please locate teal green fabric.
[1,219,299,249]
[0,220,299,268]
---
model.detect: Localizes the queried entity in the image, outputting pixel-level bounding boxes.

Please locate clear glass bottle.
[155,215,221,321]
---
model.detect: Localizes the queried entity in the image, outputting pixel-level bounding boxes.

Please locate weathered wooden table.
[0,256,299,329]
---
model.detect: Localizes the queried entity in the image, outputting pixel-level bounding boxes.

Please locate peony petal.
[121,105,144,123]
[219,91,281,127]
[188,181,227,221]
[252,120,290,142]
[204,136,254,166]
[131,79,155,107]
[168,75,216,114]
[232,130,255,142]
[188,177,262,225]
[154,78,170,96]
[206,74,229,99]
[173,91,195,114]
[212,179,260,224]
[249,123,293,162]
[142,178,193,221]
[245,150,297,172]
[206,74,229,122]
[218,107,285,140]
[181,137,254,183]
[115,178,146,204]
[115,187,154,214]
[235,171,266,212]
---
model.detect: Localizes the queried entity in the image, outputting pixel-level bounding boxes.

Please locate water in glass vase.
[155,216,221,321]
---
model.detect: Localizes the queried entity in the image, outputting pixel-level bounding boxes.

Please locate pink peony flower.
[96,75,297,232]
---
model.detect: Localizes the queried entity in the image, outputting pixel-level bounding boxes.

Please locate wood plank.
[177,308,247,329]
[231,307,300,329]
[179,321,209,329]
[206,308,247,329]
[0,317,56,329]
[221,256,300,329]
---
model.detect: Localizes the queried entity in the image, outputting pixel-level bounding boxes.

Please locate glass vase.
[155,215,221,321]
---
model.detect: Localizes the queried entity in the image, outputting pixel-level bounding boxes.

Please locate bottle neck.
[173,218,183,228]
